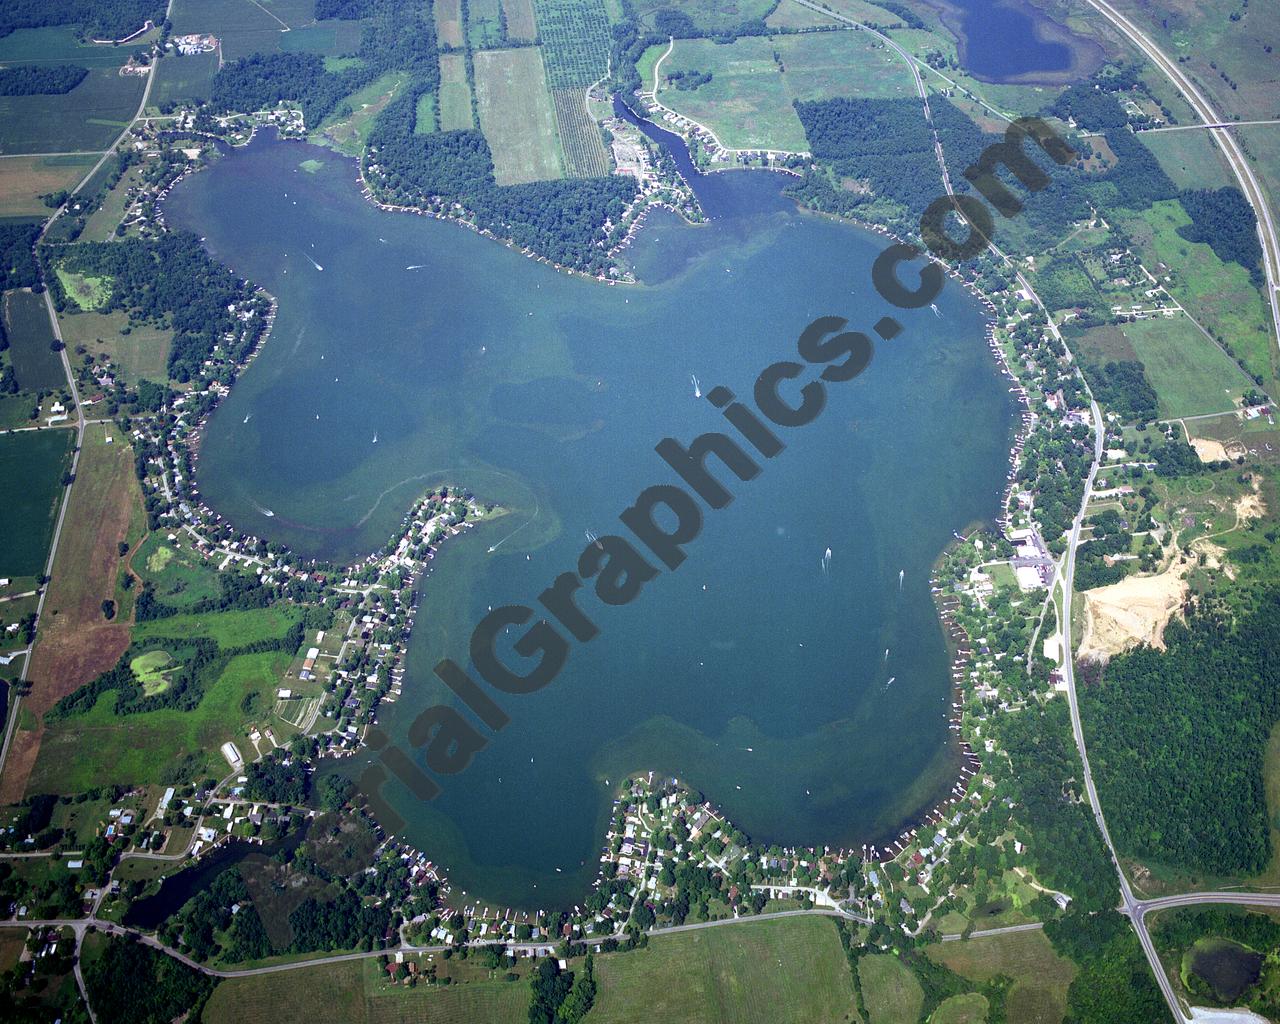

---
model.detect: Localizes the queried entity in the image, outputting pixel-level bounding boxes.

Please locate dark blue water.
[942,0,1104,83]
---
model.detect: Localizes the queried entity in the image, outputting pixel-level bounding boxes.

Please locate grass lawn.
[150,50,220,109]
[56,308,171,385]
[55,267,112,311]
[859,953,923,1024]
[5,288,66,392]
[931,992,989,1024]
[474,48,564,185]
[1129,199,1276,396]
[0,68,145,154]
[591,916,854,1024]
[1123,316,1249,420]
[928,928,1075,1024]
[132,605,304,648]
[30,650,293,791]
[0,430,73,577]
[438,53,473,131]
[0,155,95,218]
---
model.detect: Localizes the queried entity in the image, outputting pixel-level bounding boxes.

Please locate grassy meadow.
[474,49,565,184]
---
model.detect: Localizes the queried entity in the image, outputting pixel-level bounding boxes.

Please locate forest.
[1081,589,1280,874]
[0,64,88,96]
[0,221,42,291]
[82,937,215,1024]
[1081,359,1159,424]
[1177,187,1263,283]
[49,232,262,382]
[0,0,162,39]
[1074,508,1135,591]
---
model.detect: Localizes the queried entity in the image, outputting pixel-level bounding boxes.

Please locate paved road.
[1139,118,1280,134]
[1081,0,1280,376]
[940,922,1044,943]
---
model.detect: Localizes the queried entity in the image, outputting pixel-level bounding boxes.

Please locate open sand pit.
[1078,561,1190,662]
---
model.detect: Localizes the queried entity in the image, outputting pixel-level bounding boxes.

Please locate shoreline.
[143,114,1034,919]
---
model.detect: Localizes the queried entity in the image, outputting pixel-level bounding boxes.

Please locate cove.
[165,130,1016,909]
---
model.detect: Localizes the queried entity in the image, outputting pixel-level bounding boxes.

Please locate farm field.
[928,927,1077,1024]
[4,289,66,391]
[1137,129,1232,192]
[628,0,776,34]
[29,649,294,792]
[150,50,220,110]
[858,953,923,1024]
[0,27,133,69]
[655,32,914,152]
[1123,316,1250,420]
[1128,199,1276,396]
[0,68,145,154]
[766,0,839,29]
[0,422,140,803]
[0,430,74,577]
[502,0,539,41]
[314,72,410,157]
[433,0,464,49]
[591,916,854,1024]
[552,87,610,177]
[166,0,345,62]
[932,992,989,1024]
[474,49,564,184]
[202,954,529,1024]
[57,309,171,384]
[0,155,96,218]
[534,0,611,89]
[437,54,474,131]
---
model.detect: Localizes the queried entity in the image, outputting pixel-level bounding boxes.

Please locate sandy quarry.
[1078,559,1189,662]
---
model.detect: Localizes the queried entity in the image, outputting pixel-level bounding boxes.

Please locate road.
[1139,118,1280,133]
[1080,0,1280,374]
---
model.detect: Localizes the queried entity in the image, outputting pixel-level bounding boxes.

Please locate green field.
[132,532,223,608]
[766,0,839,29]
[0,27,133,69]
[928,928,1076,1024]
[30,650,293,791]
[166,0,353,62]
[131,649,176,696]
[150,50,220,109]
[132,605,304,648]
[413,92,437,134]
[1130,199,1276,395]
[437,53,474,131]
[0,430,73,577]
[313,72,410,157]
[56,308,172,384]
[656,31,914,152]
[1122,316,1250,420]
[5,289,66,391]
[629,0,776,35]
[932,991,989,1024]
[467,0,505,49]
[1137,130,1232,192]
[474,49,564,184]
[859,953,923,1024]
[0,154,96,218]
[591,917,854,1024]
[0,68,145,154]
[203,956,529,1024]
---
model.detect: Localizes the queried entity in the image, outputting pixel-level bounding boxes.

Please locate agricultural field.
[0,155,95,218]
[474,49,564,184]
[1137,129,1233,192]
[57,308,171,384]
[150,50,221,110]
[1123,316,1251,420]
[0,68,145,155]
[434,0,465,49]
[928,927,1077,1024]
[4,289,66,392]
[858,953,923,1024]
[534,0,612,89]
[766,0,839,29]
[655,32,915,152]
[0,27,135,69]
[552,88,610,177]
[413,92,437,134]
[1128,199,1276,395]
[29,649,294,792]
[467,0,505,50]
[0,422,140,804]
[0,430,74,577]
[502,0,539,41]
[437,53,474,131]
[591,916,854,1024]
[166,0,356,63]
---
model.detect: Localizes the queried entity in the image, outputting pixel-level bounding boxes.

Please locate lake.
[923,0,1106,84]
[165,130,1016,909]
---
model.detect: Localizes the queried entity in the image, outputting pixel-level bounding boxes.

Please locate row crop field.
[0,67,145,154]
[167,0,364,63]
[0,154,96,219]
[5,289,66,391]
[0,430,73,577]
[552,87,609,177]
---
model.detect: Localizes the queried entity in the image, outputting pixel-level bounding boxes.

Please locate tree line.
[0,64,88,95]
